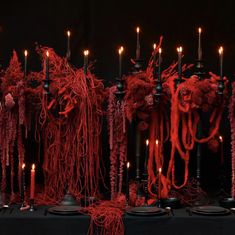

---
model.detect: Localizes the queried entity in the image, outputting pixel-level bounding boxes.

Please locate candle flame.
[118,46,124,55]
[198,27,202,34]
[177,46,183,53]
[153,43,156,50]
[219,135,223,142]
[22,163,25,169]
[46,51,49,57]
[24,50,28,57]
[219,46,223,55]
[84,50,89,56]
[146,139,149,146]
[32,164,35,170]
[136,27,140,33]
[127,162,130,169]
[67,30,71,37]
[156,139,159,145]
[158,48,162,54]
[159,167,162,173]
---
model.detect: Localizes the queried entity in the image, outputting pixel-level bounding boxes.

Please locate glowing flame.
[219,135,223,142]
[22,163,25,169]
[136,27,140,33]
[67,30,71,37]
[118,46,124,55]
[153,43,156,50]
[158,48,162,54]
[84,50,89,56]
[127,162,130,169]
[156,139,159,145]
[219,46,223,55]
[198,27,202,34]
[32,164,35,170]
[46,51,49,57]
[159,167,162,173]
[177,46,183,53]
[146,139,149,146]
[24,50,28,57]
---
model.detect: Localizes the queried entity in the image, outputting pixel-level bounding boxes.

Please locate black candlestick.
[66,31,71,61]
[217,47,224,95]
[24,50,28,80]
[126,162,130,205]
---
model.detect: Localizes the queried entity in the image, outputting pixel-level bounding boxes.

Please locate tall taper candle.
[218,46,223,80]
[158,48,162,81]
[21,163,26,201]
[158,167,162,200]
[66,30,71,61]
[145,140,149,172]
[24,50,28,80]
[136,27,140,60]
[46,51,49,81]
[118,46,124,78]
[83,50,89,75]
[177,46,183,80]
[198,27,202,61]
[126,162,130,204]
[219,136,224,165]
[153,44,157,76]
[30,164,35,199]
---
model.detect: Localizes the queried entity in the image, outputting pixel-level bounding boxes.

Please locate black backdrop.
[0,0,235,195]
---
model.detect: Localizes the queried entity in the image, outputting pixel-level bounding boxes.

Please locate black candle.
[46,51,49,81]
[83,50,89,75]
[219,136,224,165]
[158,167,162,200]
[118,46,123,78]
[136,27,140,60]
[158,48,162,81]
[198,27,202,61]
[219,46,223,80]
[126,162,130,204]
[24,50,28,80]
[66,30,71,61]
[177,46,183,80]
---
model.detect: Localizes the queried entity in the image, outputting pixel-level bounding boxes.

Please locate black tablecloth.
[0,205,235,235]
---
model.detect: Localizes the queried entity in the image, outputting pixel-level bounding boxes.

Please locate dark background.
[0,0,234,195]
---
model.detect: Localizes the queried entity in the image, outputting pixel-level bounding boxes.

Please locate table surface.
[0,205,235,235]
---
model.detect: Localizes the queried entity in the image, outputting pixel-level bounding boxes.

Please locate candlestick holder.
[142,171,148,206]
[60,183,79,206]
[29,199,35,212]
[174,76,182,89]
[194,60,206,80]
[114,77,126,100]
[43,79,52,95]
[217,79,225,96]
[132,59,143,73]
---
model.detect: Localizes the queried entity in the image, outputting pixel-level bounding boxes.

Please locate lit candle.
[177,46,183,80]
[30,164,35,199]
[198,27,202,61]
[21,163,26,202]
[219,135,224,165]
[145,139,149,172]
[136,27,140,60]
[83,50,89,75]
[24,50,28,80]
[126,162,130,204]
[158,167,162,200]
[158,48,162,81]
[153,44,157,76]
[218,46,223,81]
[118,46,124,78]
[66,30,71,61]
[46,51,49,81]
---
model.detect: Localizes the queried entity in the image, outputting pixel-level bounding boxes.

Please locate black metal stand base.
[60,193,79,206]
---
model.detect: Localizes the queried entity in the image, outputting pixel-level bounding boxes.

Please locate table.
[0,206,235,235]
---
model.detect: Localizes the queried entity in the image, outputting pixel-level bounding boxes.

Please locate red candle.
[30,164,35,199]
[158,167,162,200]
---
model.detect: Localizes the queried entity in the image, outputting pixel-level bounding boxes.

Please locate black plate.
[126,207,166,216]
[191,206,230,216]
[48,206,82,215]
